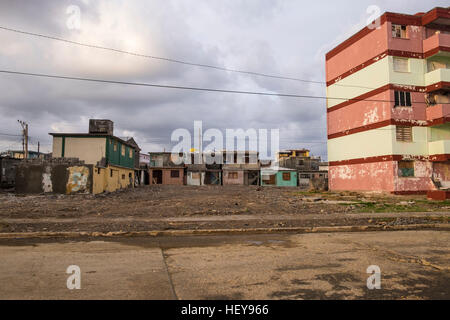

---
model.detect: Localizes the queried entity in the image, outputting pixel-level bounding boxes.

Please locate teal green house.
[260,166,297,187]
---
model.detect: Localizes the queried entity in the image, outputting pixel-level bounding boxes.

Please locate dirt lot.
[0,185,449,233]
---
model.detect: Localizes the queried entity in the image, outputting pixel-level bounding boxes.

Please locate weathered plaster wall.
[63,137,106,165]
[149,169,184,185]
[393,160,435,192]
[329,160,436,192]
[223,170,244,185]
[52,137,63,157]
[15,160,93,194]
[386,23,424,53]
[326,22,388,82]
[329,161,395,191]
[187,171,205,186]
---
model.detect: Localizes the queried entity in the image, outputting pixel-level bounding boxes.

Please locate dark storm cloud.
[1,0,448,157]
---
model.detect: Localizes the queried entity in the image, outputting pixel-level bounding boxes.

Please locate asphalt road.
[0,230,449,299]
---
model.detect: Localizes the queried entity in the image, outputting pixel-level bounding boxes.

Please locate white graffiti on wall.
[42,166,53,193]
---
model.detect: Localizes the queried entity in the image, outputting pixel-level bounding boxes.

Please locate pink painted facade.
[326,7,450,194]
[149,168,185,185]
[222,170,245,185]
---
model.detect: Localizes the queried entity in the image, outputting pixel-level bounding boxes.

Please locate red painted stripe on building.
[327,119,433,140]
[327,83,426,113]
[426,81,450,93]
[424,46,450,59]
[421,7,450,26]
[329,154,450,167]
[328,117,450,140]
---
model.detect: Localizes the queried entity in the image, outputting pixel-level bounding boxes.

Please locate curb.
[0,223,448,240]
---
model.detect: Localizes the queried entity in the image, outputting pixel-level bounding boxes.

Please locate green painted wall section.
[275,171,297,187]
[106,137,135,169]
[261,170,297,187]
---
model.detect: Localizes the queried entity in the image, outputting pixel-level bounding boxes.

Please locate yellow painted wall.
[328,126,394,161]
[425,67,450,87]
[327,56,426,108]
[52,137,62,157]
[92,165,134,194]
[328,125,440,162]
[391,126,428,156]
[63,137,106,165]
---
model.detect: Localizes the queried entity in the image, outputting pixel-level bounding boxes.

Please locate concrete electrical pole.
[17,120,28,159]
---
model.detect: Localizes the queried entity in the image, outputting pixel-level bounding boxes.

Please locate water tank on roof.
[89,119,114,135]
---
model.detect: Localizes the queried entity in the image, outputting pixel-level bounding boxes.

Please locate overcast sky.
[0,0,448,160]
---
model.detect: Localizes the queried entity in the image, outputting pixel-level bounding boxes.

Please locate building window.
[398,161,414,177]
[228,172,238,179]
[97,168,101,175]
[394,91,412,107]
[282,172,291,181]
[392,24,407,38]
[396,126,413,142]
[121,145,125,156]
[171,170,180,178]
[122,174,125,180]
[300,174,310,179]
[110,169,113,177]
[113,141,117,151]
[393,57,409,72]
[298,160,304,165]
[129,149,133,158]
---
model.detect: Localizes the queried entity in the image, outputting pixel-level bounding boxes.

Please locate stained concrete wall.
[0,157,21,188]
[15,159,93,194]
[223,170,244,185]
[187,171,205,186]
[149,168,184,185]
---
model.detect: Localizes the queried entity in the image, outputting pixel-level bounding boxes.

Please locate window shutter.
[396,126,412,142]
[405,92,411,106]
[400,92,405,106]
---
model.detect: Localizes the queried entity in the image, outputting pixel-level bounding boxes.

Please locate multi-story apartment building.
[326,7,450,197]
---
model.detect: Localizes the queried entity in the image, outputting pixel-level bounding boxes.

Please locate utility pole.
[18,120,28,159]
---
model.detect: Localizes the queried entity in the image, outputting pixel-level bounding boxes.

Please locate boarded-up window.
[121,145,125,156]
[171,170,180,178]
[228,172,238,179]
[282,172,291,181]
[398,161,414,177]
[394,91,412,107]
[396,126,413,142]
[393,57,409,72]
[263,174,276,185]
[392,24,407,38]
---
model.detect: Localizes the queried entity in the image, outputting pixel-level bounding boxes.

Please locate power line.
[0,25,375,90]
[0,69,447,106]
[0,132,22,137]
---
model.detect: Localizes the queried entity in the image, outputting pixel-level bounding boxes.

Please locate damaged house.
[222,151,260,186]
[277,149,328,189]
[48,119,138,194]
[148,152,185,185]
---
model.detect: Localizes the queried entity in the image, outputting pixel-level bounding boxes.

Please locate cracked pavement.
[0,230,448,299]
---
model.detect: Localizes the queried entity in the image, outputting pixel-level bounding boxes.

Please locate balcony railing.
[426,104,450,122]
[425,68,450,88]
[424,33,450,57]
[428,139,450,156]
